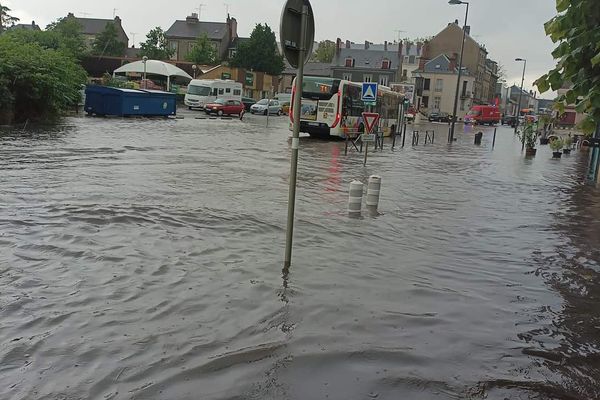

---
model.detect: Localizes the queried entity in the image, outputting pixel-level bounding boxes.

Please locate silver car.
[250,99,282,115]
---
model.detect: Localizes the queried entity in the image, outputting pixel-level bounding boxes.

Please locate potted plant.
[538,114,554,145]
[518,122,538,156]
[550,137,564,158]
[563,136,573,154]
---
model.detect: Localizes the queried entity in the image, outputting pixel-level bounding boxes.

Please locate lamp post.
[192,64,197,79]
[514,58,527,148]
[448,0,469,143]
[142,56,148,89]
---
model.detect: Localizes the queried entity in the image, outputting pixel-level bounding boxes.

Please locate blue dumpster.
[84,86,177,117]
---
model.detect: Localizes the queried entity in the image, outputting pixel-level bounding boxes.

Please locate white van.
[184,79,243,110]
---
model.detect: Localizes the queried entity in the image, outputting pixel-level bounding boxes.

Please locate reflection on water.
[0,113,599,399]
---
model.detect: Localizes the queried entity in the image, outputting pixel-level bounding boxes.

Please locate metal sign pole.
[284,4,308,268]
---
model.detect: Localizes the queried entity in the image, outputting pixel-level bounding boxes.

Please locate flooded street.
[1,111,599,400]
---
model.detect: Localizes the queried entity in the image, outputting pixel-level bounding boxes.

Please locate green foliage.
[0,32,87,122]
[91,22,126,57]
[45,16,87,59]
[185,33,217,64]
[563,135,573,148]
[312,40,335,63]
[550,137,564,151]
[517,122,538,149]
[230,24,284,75]
[139,27,174,60]
[0,4,19,32]
[535,0,600,135]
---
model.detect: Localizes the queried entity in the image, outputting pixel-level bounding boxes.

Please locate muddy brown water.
[1,112,599,399]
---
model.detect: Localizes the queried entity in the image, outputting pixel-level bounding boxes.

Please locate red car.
[204,99,245,116]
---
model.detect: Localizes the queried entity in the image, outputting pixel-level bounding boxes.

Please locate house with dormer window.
[330,38,403,87]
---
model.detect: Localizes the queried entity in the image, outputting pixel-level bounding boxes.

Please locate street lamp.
[514,58,527,147]
[142,56,148,89]
[192,64,197,79]
[448,0,469,143]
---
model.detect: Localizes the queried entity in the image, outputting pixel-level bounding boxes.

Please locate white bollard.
[366,175,381,208]
[348,180,364,216]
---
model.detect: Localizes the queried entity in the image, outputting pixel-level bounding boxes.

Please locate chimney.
[345,40,350,49]
[227,16,238,39]
[67,12,75,18]
[32,20,36,26]
[455,19,459,24]
[336,38,341,56]
[416,42,423,55]
[384,40,388,51]
[114,16,121,26]
[365,41,370,50]
[464,25,470,35]
[187,13,199,23]
[398,40,403,58]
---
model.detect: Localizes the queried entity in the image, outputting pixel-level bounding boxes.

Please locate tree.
[535,0,600,135]
[0,4,19,33]
[230,24,284,75]
[0,31,87,123]
[46,16,87,58]
[185,33,217,64]
[139,27,174,60]
[312,40,335,63]
[91,22,126,57]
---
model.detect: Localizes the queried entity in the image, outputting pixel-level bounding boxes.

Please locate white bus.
[289,77,403,138]
[185,79,243,110]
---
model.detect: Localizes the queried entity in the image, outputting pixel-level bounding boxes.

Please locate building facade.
[165,13,237,62]
[412,54,475,117]
[424,21,498,105]
[278,62,331,94]
[198,65,277,100]
[331,39,403,87]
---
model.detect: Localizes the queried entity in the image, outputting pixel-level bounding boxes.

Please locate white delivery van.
[184,79,243,110]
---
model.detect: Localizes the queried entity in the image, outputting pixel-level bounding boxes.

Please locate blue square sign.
[361,82,378,102]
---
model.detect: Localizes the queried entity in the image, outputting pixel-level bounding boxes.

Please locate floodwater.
[1,111,599,400]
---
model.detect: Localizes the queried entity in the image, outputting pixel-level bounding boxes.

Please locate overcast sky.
[7,0,558,99]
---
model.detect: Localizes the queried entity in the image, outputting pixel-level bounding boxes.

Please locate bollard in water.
[366,175,381,209]
[474,131,483,145]
[348,180,364,216]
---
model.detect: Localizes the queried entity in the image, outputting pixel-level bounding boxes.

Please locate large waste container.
[84,86,176,117]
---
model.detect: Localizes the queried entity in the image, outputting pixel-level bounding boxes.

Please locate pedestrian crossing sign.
[361,82,378,102]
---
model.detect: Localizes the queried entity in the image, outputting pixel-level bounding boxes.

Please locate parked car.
[502,115,518,126]
[250,99,282,115]
[241,97,256,111]
[405,106,417,122]
[428,112,451,123]
[204,98,245,116]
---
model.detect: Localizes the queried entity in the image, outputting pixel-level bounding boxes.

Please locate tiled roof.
[165,20,228,40]
[283,62,331,77]
[332,48,402,70]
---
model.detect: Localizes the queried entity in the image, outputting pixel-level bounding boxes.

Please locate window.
[422,96,429,108]
[345,57,354,67]
[435,79,443,92]
[382,59,390,69]
[169,41,178,60]
[225,88,231,93]
[423,78,431,91]
[218,88,224,95]
[379,75,388,86]
[460,100,465,111]
[433,96,441,111]
[233,89,241,96]
[363,74,373,83]
[402,69,408,79]
[462,81,468,97]
[409,55,416,64]
[343,73,352,81]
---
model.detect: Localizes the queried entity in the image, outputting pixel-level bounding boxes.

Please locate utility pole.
[224,3,231,17]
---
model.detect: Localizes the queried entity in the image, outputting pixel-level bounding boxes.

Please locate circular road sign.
[280,0,315,69]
